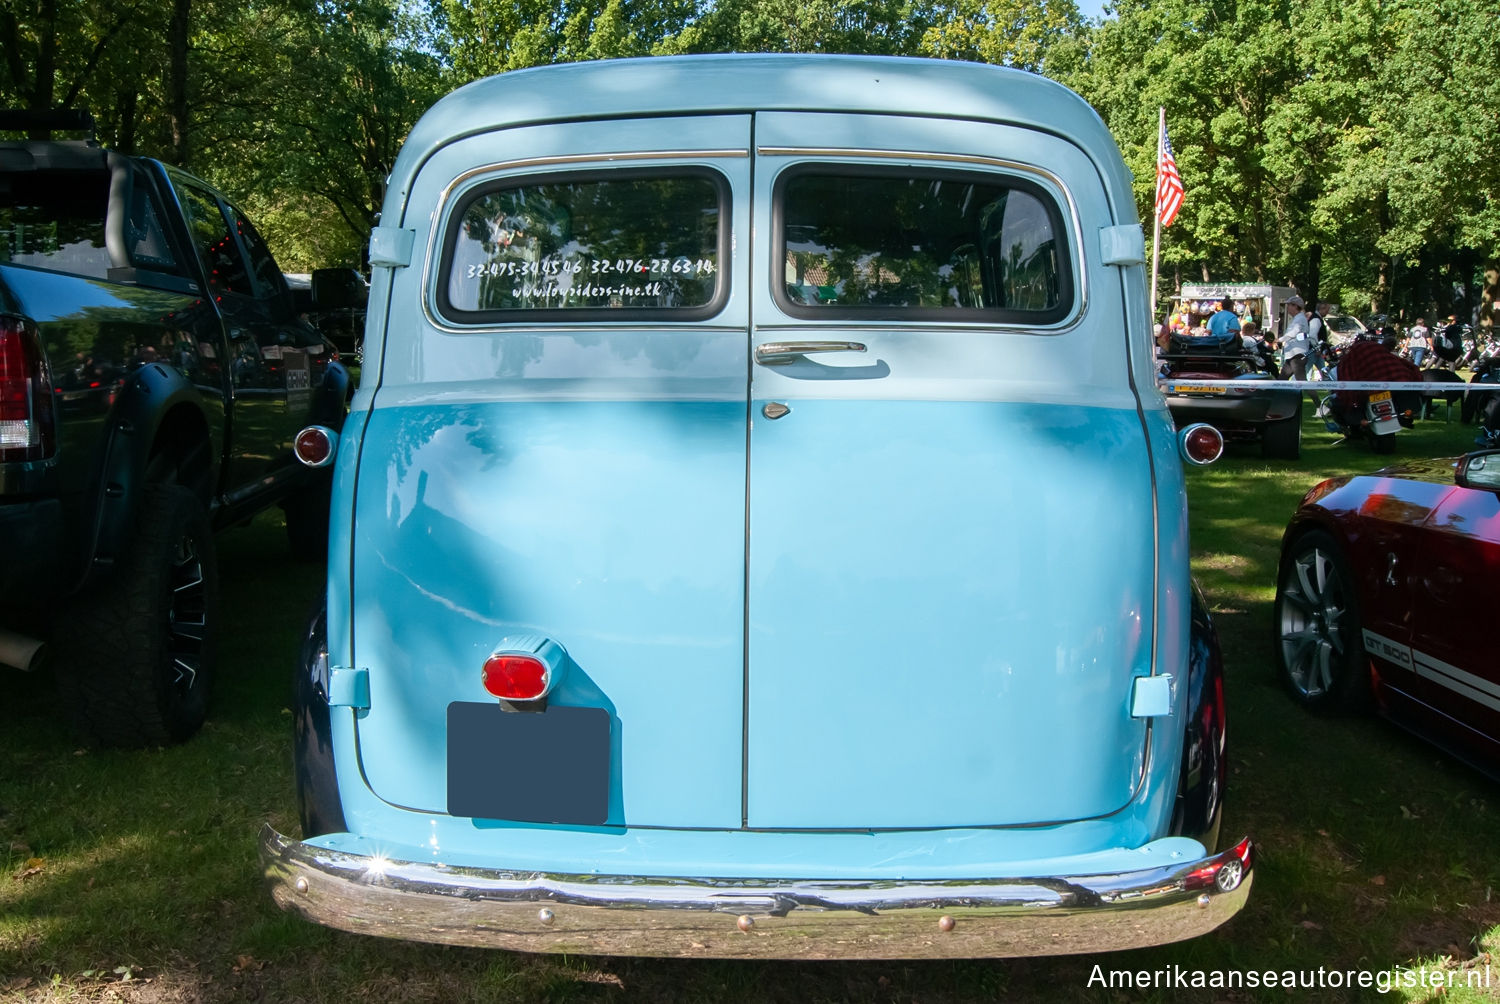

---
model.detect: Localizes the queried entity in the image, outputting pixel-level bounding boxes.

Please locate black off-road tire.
[58,484,218,747]
[1273,529,1370,714]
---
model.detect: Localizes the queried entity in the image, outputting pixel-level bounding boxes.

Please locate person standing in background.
[1280,295,1310,380]
[1306,302,1329,378]
[1406,317,1430,366]
[1207,296,1242,338]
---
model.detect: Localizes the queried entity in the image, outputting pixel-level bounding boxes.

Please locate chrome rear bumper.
[260,825,1253,959]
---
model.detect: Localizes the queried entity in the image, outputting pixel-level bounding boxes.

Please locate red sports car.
[1275,450,1500,773]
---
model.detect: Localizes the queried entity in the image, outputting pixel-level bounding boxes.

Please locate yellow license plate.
[1370,390,1392,403]
[1168,384,1226,395]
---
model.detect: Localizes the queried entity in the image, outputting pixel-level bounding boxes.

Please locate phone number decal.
[464,257,716,280]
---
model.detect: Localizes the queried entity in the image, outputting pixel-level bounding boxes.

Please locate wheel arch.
[1170,580,1227,850]
[294,603,347,837]
[77,363,217,594]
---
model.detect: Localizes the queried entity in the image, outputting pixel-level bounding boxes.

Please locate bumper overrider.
[259,825,1252,959]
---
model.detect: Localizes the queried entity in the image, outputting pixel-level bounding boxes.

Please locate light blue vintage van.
[260,53,1251,959]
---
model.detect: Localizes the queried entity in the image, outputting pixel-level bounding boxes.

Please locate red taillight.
[0,316,55,463]
[293,425,338,468]
[1181,424,1224,466]
[481,654,550,702]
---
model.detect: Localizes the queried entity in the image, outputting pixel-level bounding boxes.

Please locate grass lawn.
[2,406,1498,1002]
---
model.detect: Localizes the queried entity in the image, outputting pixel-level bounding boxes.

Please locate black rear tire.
[57,484,218,747]
[1261,407,1302,459]
[1373,432,1396,454]
[1274,529,1369,713]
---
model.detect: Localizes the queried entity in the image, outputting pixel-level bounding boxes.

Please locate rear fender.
[1170,581,1227,850]
[78,362,214,592]
[294,604,346,837]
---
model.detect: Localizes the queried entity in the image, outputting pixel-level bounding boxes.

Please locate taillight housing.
[1178,423,1224,466]
[0,315,56,463]
[481,654,551,702]
[294,425,338,468]
[480,636,568,705]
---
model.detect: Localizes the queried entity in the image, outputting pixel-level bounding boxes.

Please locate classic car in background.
[1275,451,1500,775]
[1322,312,1367,350]
[260,53,1253,959]
[1161,328,1303,459]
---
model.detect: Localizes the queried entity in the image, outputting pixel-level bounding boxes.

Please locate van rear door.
[744,113,1157,829]
[349,116,752,829]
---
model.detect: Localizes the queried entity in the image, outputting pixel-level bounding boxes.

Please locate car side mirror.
[1456,450,1500,492]
[311,267,368,310]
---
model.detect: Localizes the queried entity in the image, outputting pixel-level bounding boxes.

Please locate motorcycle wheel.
[1373,431,1396,454]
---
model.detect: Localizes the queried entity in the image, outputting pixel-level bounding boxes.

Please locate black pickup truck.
[0,123,352,747]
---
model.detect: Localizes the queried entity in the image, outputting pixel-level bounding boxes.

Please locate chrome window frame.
[422,150,745,332]
[758,147,1087,332]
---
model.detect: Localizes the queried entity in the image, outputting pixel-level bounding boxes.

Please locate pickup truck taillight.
[0,315,56,462]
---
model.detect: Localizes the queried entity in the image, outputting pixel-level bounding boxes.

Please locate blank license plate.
[447,702,610,825]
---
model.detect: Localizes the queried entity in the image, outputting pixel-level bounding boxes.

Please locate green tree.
[0,0,129,123]
[657,0,924,55]
[1349,0,1500,318]
[436,0,696,77]
[1066,0,1316,304]
[213,0,445,268]
[918,0,1082,73]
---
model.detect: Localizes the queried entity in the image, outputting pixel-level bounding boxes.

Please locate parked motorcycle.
[1325,388,1420,453]
[1465,336,1500,425]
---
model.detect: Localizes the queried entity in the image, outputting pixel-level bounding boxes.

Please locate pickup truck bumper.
[0,496,65,623]
[260,825,1252,959]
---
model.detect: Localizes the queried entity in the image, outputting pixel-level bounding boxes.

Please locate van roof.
[386,54,1135,226]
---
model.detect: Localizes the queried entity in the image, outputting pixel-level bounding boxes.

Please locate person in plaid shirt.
[1330,336,1421,433]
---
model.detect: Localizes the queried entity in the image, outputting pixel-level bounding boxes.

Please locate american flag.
[1155,120,1184,227]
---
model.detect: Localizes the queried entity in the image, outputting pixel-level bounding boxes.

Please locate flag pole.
[1149,106,1164,328]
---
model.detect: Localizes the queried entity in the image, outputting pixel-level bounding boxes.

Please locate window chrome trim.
[420,149,748,334]
[756,146,1088,331]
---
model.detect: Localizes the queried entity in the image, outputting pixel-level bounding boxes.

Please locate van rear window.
[776,168,1071,324]
[439,170,725,321]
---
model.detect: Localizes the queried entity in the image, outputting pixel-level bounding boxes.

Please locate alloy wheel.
[165,533,208,696]
[1277,544,1350,700]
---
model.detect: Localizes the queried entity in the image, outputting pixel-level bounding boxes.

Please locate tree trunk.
[167,0,191,166]
[116,88,138,154]
[27,0,59,138]
[1303,243,1322,311]
[1480,262,1500,336]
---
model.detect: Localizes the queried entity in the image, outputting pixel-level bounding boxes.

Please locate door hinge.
[1099,224,1145,266]
[327,666,370,709]
[369,227,415,269]
[1130,673,1174,718]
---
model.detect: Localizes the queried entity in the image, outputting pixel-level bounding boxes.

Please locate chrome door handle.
[754,341,867,365]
